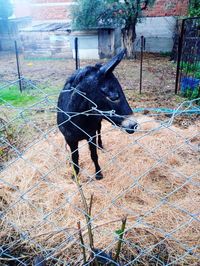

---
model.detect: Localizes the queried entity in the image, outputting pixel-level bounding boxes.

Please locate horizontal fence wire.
[0,75,200,266]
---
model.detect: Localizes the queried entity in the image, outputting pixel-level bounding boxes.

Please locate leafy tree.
[71,0,107,30]
[101,0,155,58]
[71,0,155,59]
[188,0,200,17]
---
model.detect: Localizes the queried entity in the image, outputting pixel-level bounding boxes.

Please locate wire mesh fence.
[0,51,200,265]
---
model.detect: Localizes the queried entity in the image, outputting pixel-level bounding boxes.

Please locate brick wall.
[30,0,74,22]
[31,6,71,21]
[145,0,189,17]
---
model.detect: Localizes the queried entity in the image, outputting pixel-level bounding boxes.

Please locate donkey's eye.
[100,87,119,102]
[107,92,120,102]
[100,87,109,95]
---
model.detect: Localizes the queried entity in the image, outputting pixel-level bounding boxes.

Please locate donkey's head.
[81,49,137,133]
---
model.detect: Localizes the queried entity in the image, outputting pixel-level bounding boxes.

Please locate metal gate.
[175,17,200,98]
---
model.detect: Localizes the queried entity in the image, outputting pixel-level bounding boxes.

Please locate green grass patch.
[0,86,40,107]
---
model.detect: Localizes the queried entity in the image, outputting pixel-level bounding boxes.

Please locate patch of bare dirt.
[0,53,182,108]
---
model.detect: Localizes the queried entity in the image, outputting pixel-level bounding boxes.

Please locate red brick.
[31,6,71,20]
[145,0,189,17]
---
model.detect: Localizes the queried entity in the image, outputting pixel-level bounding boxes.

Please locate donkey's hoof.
[98,143,104,150]
[71,174,79,180]
[95,173,103,180]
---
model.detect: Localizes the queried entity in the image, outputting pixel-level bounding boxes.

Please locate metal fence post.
[75,37,80,70]
[14,40,22,92]
[139,36,145,94]
[175,19,185,94]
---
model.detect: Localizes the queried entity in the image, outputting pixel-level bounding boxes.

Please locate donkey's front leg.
[97,121,103,149]
[88,136,103,180]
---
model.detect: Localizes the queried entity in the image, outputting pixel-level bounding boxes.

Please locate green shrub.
[182,86,200,104]
[188,0,200,17]
[181,62,200,79]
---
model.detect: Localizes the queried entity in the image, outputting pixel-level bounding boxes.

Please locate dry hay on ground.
[0,115,200,265]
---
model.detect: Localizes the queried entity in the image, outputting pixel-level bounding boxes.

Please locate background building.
[8,0,190,58]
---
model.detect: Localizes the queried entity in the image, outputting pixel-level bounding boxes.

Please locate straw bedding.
[0,115,199,264]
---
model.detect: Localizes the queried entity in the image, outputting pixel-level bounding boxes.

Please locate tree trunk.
[121,22,137,59]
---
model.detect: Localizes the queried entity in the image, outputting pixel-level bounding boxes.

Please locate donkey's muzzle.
[124,123,138,134]
[121,116,138,134]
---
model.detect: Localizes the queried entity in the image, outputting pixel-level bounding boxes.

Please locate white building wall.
[70,31,99,60]
[135,16,177,52]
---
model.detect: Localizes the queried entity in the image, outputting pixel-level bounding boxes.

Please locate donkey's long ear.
[98,49,126,76]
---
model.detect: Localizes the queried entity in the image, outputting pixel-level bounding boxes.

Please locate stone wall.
[0,19,31,52]
[20,28,121,60]
[20,31,72,59]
